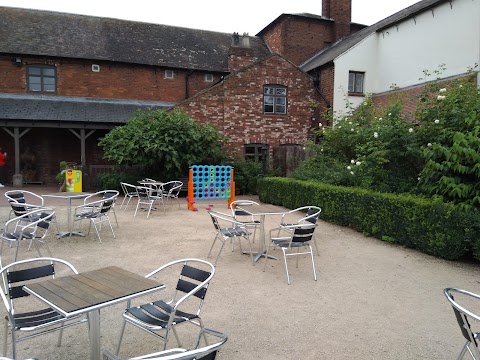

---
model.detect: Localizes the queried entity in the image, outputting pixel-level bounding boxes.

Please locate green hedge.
[258,177,480,261]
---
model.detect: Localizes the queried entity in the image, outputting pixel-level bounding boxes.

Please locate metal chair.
[105,328,227,359]
[229,199,261,243]
[279,206,322,255]
[134,186,156,218]
[115,259,215,355]
[4,190,45,220]
[0,257,87,359]
[160,181,183,209]
[72,190,119,242]
[263,223,318,284]
[0,208,55,266]
[207,210,254,265]
[444,288,480,359]
[120,182,139,210]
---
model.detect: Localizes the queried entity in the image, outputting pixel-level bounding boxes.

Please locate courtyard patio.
[0,185,475,359]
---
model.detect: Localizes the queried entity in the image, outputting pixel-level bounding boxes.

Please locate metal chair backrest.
[291,223,316,243]
[147,258,215,317]
[0,257,78,318]
[230,200,259,219]
[303,206,322,224]
[444,288,480,359]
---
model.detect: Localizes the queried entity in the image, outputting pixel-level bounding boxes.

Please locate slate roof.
[0,94,174,126]
[301,0,448,72]
[0,7,270,73]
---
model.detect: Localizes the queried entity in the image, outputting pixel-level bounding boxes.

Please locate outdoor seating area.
[0,184,477,359]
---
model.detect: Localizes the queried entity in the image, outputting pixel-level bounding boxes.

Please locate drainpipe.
[185,70,194,99]
[313,71,332,127]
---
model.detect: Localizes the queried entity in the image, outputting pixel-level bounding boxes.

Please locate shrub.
[258,177,480,260]
[99,109,226,181]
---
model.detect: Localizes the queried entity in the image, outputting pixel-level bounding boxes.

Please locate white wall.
[332,0,480,116]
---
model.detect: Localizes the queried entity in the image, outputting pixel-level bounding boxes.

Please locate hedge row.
[257,177,480,261]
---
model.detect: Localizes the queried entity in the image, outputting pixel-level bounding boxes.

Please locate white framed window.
[348,71,364,94]
[92,64,100,72]
[263,85,287,114]
[205,74,214,82]
[165,70,174,79]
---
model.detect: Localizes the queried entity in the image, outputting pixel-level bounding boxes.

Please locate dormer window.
[165,70,174,79]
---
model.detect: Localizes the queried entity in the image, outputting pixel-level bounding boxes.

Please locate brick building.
[0,0,362,185]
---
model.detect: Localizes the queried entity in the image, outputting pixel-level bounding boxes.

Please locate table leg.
[57,197,85,238]
[243,215,277,263]
[88,309,101,360]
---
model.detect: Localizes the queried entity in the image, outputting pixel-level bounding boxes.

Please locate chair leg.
[207,234,220,259]
[134,201,141,217]
[309,245,317,281]
[244,235,254,265]
[10,326,17,360]
[112,207,119,227]
[282,249,292,285]
[171,326,182,348]
[107,218,116,238]
[91,220,103,244]
[3,318,8,357]
[120,196,127,210]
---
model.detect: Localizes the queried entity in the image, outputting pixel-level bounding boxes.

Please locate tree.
[99,109,226,179]
[416,71,480,208]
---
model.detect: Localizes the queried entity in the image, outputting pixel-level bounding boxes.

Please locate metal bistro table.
[23,266,164,360]
[42,192,91,238]
[243,207,286,263]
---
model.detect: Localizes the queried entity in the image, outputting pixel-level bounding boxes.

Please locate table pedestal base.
[243,251,277,263]
[57,231,85,239]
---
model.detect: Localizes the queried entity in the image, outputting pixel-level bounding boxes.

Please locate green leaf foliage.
[99,109,226,180]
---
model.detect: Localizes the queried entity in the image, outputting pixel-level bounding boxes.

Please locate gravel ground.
[0,185,476,360]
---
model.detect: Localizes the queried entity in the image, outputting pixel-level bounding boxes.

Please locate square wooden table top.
[24,266,164,317]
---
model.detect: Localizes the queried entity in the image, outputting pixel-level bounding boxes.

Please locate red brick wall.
[177,54,316,157]
[314,64,335,126]
[0,55,221,102]
[261,17,334,67]
[371,75,477,119]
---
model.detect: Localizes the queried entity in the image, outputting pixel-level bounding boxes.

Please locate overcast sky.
[0,0,421,34]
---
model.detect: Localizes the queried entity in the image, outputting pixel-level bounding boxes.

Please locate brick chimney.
[322,0,352,40]
[228,33,254,73]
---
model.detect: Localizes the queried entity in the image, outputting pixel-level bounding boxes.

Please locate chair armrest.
[74,198,105,214]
